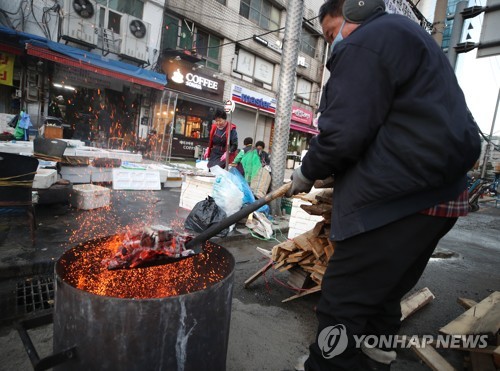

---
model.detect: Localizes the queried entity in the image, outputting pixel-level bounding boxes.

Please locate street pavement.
[0,183,499,370]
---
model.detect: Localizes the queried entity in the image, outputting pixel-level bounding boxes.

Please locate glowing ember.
[102,226,196,269]
[57,236,230,299]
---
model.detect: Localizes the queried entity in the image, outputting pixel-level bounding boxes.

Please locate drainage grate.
[16,275,54,315]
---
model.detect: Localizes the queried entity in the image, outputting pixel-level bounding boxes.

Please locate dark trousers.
[305,213,457,370]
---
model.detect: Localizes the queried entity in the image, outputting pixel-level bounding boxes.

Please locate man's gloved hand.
[286,166,314,197]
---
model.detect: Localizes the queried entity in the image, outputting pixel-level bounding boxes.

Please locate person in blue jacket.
[286,0,481,369]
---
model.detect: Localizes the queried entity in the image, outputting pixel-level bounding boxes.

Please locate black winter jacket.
[301,12,481,241]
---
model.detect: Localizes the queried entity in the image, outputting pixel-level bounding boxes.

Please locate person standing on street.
[205,109,238,169]
[286,0,481,370]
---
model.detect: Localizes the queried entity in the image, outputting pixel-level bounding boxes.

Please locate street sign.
[224,99,235,113]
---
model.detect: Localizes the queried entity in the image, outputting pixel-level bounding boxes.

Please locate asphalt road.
[0,187,498,371]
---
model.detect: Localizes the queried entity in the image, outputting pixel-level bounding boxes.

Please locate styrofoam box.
[33,168,58,189]
[112,168,161,190]
[146,164,182,188]
[90,166,113,183]
[179,175,215,210]
[60,165,92,184]
[70,184,111,210]
[287,197,323,239]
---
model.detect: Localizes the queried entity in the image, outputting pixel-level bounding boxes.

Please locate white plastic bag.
[210,165,243,218]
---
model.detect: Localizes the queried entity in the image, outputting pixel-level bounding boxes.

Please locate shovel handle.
[185,182,292,250]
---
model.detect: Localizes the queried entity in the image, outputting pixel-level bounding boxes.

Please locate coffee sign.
[162,60,224,101]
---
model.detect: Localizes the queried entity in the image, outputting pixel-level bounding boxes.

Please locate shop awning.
[290,122,319,135]
[0,26,167,90]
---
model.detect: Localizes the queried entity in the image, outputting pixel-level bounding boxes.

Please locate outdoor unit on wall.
[120,15,151,62]
[60,0,98,47]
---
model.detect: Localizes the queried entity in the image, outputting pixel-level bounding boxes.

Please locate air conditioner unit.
[120,14,150,62]
[60,0,98,47]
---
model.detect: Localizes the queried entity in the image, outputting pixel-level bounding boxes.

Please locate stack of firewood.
[271,187,334,289]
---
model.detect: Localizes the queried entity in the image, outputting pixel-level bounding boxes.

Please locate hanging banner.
[0,52,15,86]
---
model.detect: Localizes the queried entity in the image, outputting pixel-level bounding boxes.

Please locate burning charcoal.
[104,226,195,269]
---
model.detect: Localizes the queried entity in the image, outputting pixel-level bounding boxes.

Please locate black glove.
[286,166,314,197]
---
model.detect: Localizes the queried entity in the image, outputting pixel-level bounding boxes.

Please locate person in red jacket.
[205,109,238,169]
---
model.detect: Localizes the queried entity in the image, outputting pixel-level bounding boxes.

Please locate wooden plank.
[312,264,327,275]
[312,221,324,237]
[282,285,322,303]
[275,239,297,252]
[400,287,435,321]
[293,231,315,252]
[300,203,332,216]
[288,250,310,259]
[440,291,500,338]
[470,352,496,371]
[287,267,311,289]
[273,260,287,270]
[457,297,478,310]
[311,272,323,285]
[324,243,335,260]
[410,344,456,371]
[256,247,272,258]
[244,260,273,288]
[278,264,295,272]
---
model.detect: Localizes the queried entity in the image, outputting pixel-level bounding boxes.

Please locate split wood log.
[400,287,435,321]
[440,291,500,340]
[457,297,478,310]
[410,344,456,371]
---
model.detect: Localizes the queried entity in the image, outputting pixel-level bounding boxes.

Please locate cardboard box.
[70,184,110,210]
[43,125,63,139]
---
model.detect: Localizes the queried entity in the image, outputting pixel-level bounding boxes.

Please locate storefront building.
[229,84,275,153]
[0,26,166,150]
[288,105,318,155]
[158,58,225,159]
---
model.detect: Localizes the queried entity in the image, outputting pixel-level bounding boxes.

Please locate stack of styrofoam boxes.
[107,149,143,163]
[70,184,111,210]
[146,164,183,188]
[287,197,324,239]
[90,164,114,183]
[179,175,215,210]
[60,165,92,184]
[32,168,58,189]
[112,168,161,190]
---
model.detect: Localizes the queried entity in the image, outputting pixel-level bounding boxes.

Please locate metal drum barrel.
[53,237,234,371]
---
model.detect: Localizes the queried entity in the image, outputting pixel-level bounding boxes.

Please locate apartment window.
[240,0,280,31]
[300,28,317,58]
[96,0,144,18]
[235,49,274,85]
[161,15,221,70]
[162,14,180,50]
[296,78,312,104]
[215,0,226,4]
[195,30,222,70]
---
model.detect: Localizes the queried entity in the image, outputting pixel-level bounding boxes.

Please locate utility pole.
[432,0,448,45]
[447,1,467,70]
[480,88,500,179]
[269,0,304,215]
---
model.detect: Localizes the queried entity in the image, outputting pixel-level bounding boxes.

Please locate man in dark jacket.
[286,0,481,369]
